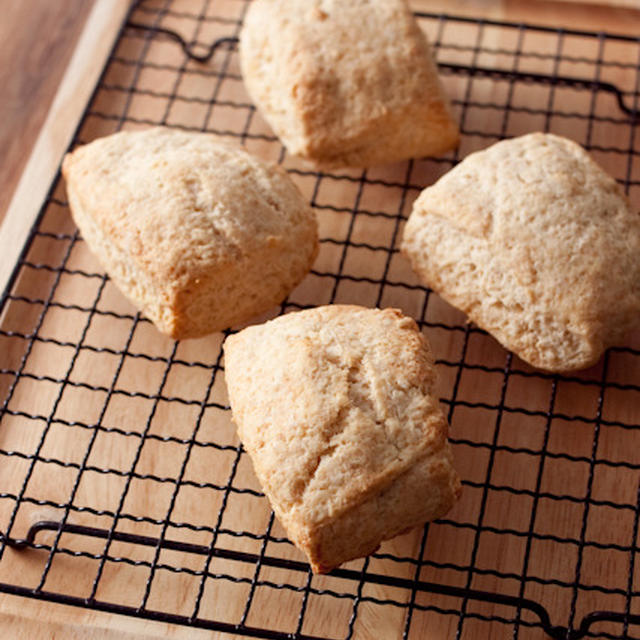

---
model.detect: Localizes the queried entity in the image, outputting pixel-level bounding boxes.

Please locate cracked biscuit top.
[223,305,460,571]
[402,132,640,372]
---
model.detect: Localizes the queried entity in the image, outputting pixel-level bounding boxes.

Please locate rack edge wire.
[0,3,639,640]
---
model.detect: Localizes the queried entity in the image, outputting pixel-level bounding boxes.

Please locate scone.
[402,132,640,372]
[239,0,459,168]
[224,305,461,573]
[62,127,318,339]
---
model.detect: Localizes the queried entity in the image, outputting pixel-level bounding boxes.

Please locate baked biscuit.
[402,132,640,372]
[62,127,318,339]
[239,0,459,168]
[224,305,461,573]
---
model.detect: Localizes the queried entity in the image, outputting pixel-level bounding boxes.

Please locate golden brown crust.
[224,305,461,572]
[62,127,318,339]
[402,132,640,372]
[239,0,459,168]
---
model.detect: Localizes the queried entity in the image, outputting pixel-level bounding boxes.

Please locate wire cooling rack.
[1,1,640,638]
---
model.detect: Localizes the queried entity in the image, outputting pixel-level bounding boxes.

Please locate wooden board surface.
[0,0,96,227]
[0,0,131,312]
[0,0,95,225]
[1,1,640,639]
[558,0,640,7]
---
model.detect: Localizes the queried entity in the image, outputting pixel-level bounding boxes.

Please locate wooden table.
[1,1,639,638]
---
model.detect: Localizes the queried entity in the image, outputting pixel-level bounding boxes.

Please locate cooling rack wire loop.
[126,14,640,120]
[0,520,635,640]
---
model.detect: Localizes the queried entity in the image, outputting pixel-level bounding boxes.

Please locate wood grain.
[0,592,237,639]
[558,0,640,8]
[0,0,131,303]
[0,0,639,638]
[428,0,640,36]
[0,0,94,225]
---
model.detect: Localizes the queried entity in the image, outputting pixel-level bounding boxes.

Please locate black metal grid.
[0,1,639,638]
